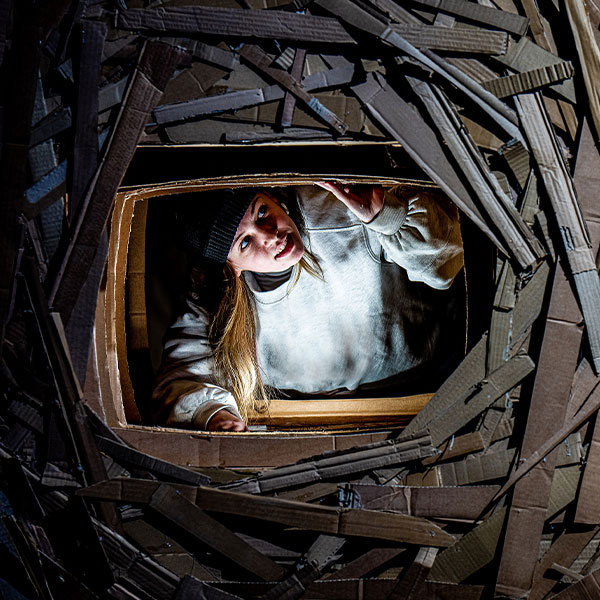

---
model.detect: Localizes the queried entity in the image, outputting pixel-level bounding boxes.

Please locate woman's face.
[227,191,304,275]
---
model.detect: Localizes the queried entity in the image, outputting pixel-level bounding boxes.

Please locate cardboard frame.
[95,172,452,468]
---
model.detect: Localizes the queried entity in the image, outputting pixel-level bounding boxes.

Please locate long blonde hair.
[209,251,322,423]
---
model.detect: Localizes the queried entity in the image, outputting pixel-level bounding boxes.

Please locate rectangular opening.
[93,144,493,468]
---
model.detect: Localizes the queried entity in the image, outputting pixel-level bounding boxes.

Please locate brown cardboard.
[325,547,405,580]
[495,258,584,597]
[551,569,600,599]
[429,508,507,584]
[406,75,543,271]
[388,23,508,54]
[280,47,306,128]
[116,6,355,43]
[79,478,456,546]
[438,445,516,486]
[153,65,355,125]
[352,483,498,520]
[482,61,573,98]
[408,0,529,34]
[404,335,487,438]
[564,0,600,141]
[516,92,600,371]
[387,546,437,600]
[95,436,210,486]
[496,37,576,103]
[149,484,287,581]
[530,527,600,600]
[226,429,435,492]
[50,40,185,323]
[239,45,348,134]
[425,352,534,446]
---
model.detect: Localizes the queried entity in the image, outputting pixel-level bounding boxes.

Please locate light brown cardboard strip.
[404,335,487,437]
[429,507,507,584]
[482,61,574,98]
[425,352,535,446]
[116,7,355,44]
[224,430,436,494]
[388,23,507,54]
[438,446,515,486]
[78,478,456,547]
[405,76,544,271]
[239,45,348,134]
[352,484,498,520]
[153,65,355,125]
[318,0,524,142]
[347,72,510,255]
[564,0,600,141]
[408,0,529,35]
[495,36,576,103]
[148,485,286,582]
[515,92,600,372]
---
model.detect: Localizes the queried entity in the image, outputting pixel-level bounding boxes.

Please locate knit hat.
[174,188,256,272]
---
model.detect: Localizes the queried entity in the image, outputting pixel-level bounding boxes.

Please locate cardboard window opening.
[94,169,488,468]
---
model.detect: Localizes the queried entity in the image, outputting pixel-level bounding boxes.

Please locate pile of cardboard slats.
[3,0,600,598]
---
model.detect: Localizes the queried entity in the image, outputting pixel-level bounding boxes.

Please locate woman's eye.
[240,236,250,251]
[257,205,267,220]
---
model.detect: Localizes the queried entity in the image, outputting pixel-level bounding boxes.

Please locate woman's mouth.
[275,234,294,259]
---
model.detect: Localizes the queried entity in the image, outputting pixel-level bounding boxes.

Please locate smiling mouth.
[275,234,293,259]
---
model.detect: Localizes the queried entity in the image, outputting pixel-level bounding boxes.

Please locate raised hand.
[317,182,384,223]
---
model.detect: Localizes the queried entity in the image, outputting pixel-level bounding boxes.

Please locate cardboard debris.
[4,0,600,598]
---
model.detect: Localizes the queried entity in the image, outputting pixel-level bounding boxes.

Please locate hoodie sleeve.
[151,299,242,430]
[365,186,464,290]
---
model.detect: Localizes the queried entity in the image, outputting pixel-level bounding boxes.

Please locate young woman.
[152,183,465,432]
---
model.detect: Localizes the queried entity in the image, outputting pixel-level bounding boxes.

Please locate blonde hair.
[209,251,322,423]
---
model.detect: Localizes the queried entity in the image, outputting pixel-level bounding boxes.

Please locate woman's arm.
[152,300,247,431]
[320,183,464,290]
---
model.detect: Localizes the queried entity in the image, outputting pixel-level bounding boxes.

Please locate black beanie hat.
[174,188,256,271]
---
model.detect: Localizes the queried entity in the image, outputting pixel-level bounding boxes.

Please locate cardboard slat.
[69,20,106,220]
[409,0,529,35]
[95,436,211,487]
[78,478,456,547]
[495,259,585,596]
[50,40,185,323]
[280,47,306,128]
[149,485,287,582]
[349,73,509,255]
[405,75,544,271]
[388,23,508,54]
[565,0,600,140]
[515,91,600,371]
[426,352,534,446]
[227,430,435,493]
[482,61,574,98]
[116,7,355,43]
[429,508,507,584]
[153,65,355,125]
[353,484,498,520]
[239,44,348,134]
[387,546,437,600]
[495,36,576,103]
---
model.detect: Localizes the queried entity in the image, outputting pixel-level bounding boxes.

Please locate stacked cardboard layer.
[2,0,600,598]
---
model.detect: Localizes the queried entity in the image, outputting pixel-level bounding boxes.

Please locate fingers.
[207,410,248,432]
